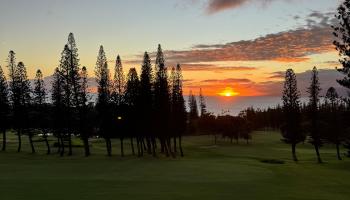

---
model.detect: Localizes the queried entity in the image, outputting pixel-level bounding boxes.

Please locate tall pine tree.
[112,55,125,105]
[0,65,9,151]
[95,45,112,156]
[307,67,322,163]
[281,69,305,161]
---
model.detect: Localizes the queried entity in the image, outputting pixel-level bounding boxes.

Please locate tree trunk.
[214,135,217,145]
[56,137,61,154]
[44,134,51,155]
[314,144,322,163]
[336,143,342,160]
[130,137,135,156]
[173,137,177,153]
[60,137,65,157]
[83,137,90,157]
[292,143,298,162]
[146,138,152,154]
[179,136,184,157]
[17,129,22,153]
[2,129,6,151]
[68,133,72,156]
[105,138,111,157]
[29,134,35,154]
[151,137,157,157]
[120,138,124,157]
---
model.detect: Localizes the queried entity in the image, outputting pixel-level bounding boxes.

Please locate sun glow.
[218,87,239,97]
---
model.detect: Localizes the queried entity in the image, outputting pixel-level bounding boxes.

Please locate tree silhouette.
[307,67,322,163]
[199,88,207,117]
[281,69,305,161]
[324,87,345,160]
[125,68,140,156]
[33,69,50,154]
[95,45,112,156]
[0,65,9,151]
[333,0,350,91]
[111,55,125,106]
[154,44,171,156]
[51,67,65,155]
[140,52,154,156]
[170,64,186,156]
[80,66,91,156]
[9,61,32,153]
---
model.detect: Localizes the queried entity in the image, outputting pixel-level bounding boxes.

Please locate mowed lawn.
[1,131,350,200]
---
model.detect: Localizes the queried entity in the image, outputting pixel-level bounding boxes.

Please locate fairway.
[1,131,350,200]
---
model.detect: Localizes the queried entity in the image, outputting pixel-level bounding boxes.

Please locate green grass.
[1,131,350,200]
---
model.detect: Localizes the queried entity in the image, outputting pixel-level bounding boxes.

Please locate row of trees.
[0,33,187,157]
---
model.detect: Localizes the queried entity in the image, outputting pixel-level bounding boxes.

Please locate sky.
[0,0,345,96]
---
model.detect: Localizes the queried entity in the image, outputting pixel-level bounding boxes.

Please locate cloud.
[201,78,252,83]
[181,63,256,71]
[206,0,292,14]
[163,26,334,64]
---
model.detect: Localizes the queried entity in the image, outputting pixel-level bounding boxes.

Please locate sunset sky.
[0,0,345,96]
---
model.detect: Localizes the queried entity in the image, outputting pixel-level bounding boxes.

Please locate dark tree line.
[0,33,187,158]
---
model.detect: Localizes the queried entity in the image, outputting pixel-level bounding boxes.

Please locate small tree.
[307,67,322,163]
[281,69,305,161]
[324,87,345,160]
[33,69,50,154]
[199,88,207,117]
[0,66,9,151]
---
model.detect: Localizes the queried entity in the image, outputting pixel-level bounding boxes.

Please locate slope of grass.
[0,131,350,200]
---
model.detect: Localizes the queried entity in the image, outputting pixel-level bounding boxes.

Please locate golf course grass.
[0,130,350,200]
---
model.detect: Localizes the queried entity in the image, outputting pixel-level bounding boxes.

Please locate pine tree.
[154,44,171,156]
[188,91,199,121]
[80,66,90,156]
[307,67,322,163]
[281,69,305,161]
[95,45,112,156]
[170,64,186,156]
[325,87,344,160]
[0,65,9,151]
[33,69,50,154]
[9,61,32,153]
[57,33,82,155]
[140,52,154,155]
[333,0,350,91]
[199,88,207,117]
[34,69,46,105]
[51,67,65,155]
[112,55,125,105]
[125,68,140,156]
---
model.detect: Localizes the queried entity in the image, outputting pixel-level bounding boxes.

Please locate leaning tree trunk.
[130,137,135,156]
[292,143,298,162]
[146,138,152,154]
[105,138,112,157]
[44,134,51,155]
[336,143,342,160]
[314,144,322,163]
[28,133,36,154]
[179,136,184,157]
[17,129,22,152]
[2,129,6,151]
